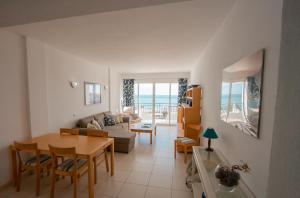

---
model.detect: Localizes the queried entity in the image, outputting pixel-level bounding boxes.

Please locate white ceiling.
[5,0,235,73]
[0,0,190,27]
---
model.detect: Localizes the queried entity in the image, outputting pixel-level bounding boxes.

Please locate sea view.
[135,95,178,105]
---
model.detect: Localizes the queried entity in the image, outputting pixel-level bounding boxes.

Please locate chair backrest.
[49,144,77,171]
[86,129,108,137]
[186,125,203,143]
[14,141,39,165]
[60,128,79,135]
[49,144,76,158]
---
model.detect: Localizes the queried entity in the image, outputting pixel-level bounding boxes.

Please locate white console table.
[192,146,255,198]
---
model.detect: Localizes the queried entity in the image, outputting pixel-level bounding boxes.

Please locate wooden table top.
[21,133,114,156]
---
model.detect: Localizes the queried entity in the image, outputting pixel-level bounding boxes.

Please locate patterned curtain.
[178,78,188,105]
[123,79,135,107]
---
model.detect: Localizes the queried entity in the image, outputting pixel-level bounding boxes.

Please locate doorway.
[134,82,178,125]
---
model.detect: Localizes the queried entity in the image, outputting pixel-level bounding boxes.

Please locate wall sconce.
[70,81,80,88]
[104,85,109,90]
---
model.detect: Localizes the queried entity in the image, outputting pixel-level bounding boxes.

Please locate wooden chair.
[60,128,80,135]
[174,138,199,164]
[86,129,109,184]
[49,145,87,198]
[14,141,52,196]
[59,129,80,165]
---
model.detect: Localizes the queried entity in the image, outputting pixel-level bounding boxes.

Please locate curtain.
[178,78,188,105]
[122,79,135,107]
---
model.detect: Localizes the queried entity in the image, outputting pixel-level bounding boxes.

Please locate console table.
[192,146,255,198]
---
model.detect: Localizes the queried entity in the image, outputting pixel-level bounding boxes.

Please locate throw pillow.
[112,115,119,124]
[104,115,116,126]
[87,123,98,129]
[98,121,105,129]
[118,116,123,123]
[92,119,102,130]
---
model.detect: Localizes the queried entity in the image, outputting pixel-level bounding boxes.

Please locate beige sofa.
[76,111,136,153]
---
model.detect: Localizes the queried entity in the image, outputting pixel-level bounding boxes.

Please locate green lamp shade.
[203,128,218,139]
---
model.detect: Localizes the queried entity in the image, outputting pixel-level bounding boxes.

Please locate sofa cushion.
[94,113,105,127]
[77,116,94,128]
[103,111,112,116]
[107,128,136,139]
[104,115,116,126]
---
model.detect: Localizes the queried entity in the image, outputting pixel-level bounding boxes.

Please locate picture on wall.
[220,49,265,138]
[84,82,101,105]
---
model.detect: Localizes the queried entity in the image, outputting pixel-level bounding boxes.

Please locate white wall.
[26,38,109,133]
[190,0,283,197]
[121,72,190,83]
[109,69,121,113]
[0,30,31,186]
[26,38,49,136]
[267,0,300,197]
[44,43,109,131]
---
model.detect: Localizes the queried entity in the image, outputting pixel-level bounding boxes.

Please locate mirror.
[220,49,265,138]
[84,82,101,105]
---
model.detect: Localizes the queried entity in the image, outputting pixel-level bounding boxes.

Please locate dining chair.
[86,129,109,184]
[14,141,52,196]
[60,128,80,135]
[49,145,87,198]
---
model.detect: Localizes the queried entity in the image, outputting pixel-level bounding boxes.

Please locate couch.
[76,111,136,153]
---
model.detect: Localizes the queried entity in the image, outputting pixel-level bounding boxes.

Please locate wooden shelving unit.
[177,86,202,152]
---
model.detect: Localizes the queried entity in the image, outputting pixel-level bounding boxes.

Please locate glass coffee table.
[130,123,156,144]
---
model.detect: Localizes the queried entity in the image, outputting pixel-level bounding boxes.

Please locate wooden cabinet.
[177,87,202,152]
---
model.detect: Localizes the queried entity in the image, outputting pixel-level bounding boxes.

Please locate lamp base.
[206,138,214,152]
[205,147,214,152]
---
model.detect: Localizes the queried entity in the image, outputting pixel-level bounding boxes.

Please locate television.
[220,49,265,138]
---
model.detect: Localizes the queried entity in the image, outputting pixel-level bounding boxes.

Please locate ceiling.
[4,0,235,73]
[0,0,190,27]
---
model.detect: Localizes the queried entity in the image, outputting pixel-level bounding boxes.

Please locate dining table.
[10,133,115,198]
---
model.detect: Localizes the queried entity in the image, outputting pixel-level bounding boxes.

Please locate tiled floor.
[0,125,193,198]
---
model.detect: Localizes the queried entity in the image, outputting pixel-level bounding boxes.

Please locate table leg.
[110,142,115,176]
[150,132,152,144]
[10,146,17,187]
[87,156,94,198]
[154,126,156,136]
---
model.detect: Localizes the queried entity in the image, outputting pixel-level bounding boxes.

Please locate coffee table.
[130,123,156,144]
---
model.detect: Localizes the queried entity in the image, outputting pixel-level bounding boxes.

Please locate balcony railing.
[134,103,178,121]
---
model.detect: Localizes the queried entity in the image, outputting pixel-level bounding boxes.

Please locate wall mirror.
[84,82,101,105]
[220,49,265,138]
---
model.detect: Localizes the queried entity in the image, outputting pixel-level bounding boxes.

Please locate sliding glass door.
[134,82,178,125]
[135,83,153,123]
[155,83,170,124]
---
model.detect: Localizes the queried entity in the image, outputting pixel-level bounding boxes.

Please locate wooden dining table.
[10,133,115,198]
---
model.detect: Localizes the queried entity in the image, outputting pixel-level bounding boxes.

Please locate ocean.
[135,95,178,105]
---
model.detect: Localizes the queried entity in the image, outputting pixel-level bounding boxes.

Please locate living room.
[0,0,299,198]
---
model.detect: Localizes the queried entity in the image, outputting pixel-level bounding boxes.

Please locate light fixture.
[70,81,80,88]
[203,128,219,152]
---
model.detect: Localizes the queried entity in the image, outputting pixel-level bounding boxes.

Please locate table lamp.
[203,128,218,152]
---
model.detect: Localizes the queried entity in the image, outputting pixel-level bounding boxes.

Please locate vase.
[217,183,236,193]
